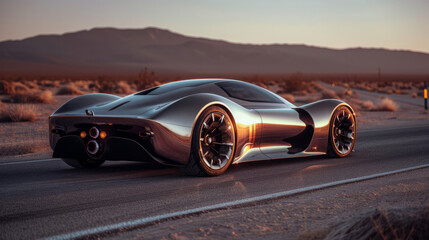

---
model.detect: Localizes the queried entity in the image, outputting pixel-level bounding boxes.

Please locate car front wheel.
[327,106,356,157]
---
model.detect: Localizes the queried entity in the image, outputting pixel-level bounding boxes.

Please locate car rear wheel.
[183,106,236,176]
[327,106,356,157]
[62,157,105,168]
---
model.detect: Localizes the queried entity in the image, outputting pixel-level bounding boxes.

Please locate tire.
[182,106,236,176]
[327,106,356,157]
[62,157,105,169]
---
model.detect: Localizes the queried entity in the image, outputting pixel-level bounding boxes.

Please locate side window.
[216,81,283,103]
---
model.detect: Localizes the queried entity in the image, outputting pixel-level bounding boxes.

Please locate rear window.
[216,81,283,103]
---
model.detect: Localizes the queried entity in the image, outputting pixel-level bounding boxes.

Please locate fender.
[300,99,355,153]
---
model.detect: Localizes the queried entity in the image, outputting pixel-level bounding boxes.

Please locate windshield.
[216,81,283,103]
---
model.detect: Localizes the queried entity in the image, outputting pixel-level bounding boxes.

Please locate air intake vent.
[108,101,130,111]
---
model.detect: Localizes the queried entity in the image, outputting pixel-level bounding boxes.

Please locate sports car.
[49,79,356,176]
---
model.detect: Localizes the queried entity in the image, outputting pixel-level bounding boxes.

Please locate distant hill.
[1,27,429,75]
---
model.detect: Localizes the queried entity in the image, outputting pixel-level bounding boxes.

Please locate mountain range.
[1,27,429,75]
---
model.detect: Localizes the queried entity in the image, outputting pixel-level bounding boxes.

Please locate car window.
[136,80,212,95]
[216,81,283,103]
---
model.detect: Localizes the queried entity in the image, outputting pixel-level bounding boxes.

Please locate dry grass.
[9,90,54,104]
[361,100,376,111]
[0,104,38,122]
[323,207,429,240]
[56,83,84,95]
[282,93,295,104]
[114,81,133,94]
[321,89,340,99]
[298,207,429,240]
[0,80,30,94]
[377,98,398,112]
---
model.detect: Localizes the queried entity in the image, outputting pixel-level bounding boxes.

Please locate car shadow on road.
[227,155,333,173]
[55,154,336,180]
[56,160,182,178]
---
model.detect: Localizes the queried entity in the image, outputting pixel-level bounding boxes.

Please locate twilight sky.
[0,0,428,53]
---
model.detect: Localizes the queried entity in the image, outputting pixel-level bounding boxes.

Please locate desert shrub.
[282,73,307,93]
[9,90,54,104]
[311,82,324,92]
[42,80,60,88]
[57,83,84,95]
[96,76,116,93]
[282,94,295,103]
[24,80,39,90]
[321,89,340,99]
[0,80,14,94]
[114,81,132,94]
[136,67,155,90]
[73,80,90,91]
[13,82,30,93]
[361,100,375,110]
[294,90,308,96]
[0,81,30,95]
[325,207,429,240]
[377,98,398,112]
[0,104,37,122]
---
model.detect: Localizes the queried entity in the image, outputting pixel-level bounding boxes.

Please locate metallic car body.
[49,79,355,167]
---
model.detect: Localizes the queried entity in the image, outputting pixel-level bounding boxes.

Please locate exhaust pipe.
[89,127,100,139]
[87,140,100,155]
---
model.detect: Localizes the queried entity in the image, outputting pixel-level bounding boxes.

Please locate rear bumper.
[52,135,181,166]
[49,115,192,165]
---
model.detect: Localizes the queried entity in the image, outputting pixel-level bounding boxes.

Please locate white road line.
[0,159,59,166]
[43,163,429,240]
[360,124,429,133]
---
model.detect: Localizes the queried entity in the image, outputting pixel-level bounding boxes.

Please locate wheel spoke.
[213,142,233,146]
[210,146,220,155]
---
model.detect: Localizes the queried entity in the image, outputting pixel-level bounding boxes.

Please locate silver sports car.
[49,79,356,176]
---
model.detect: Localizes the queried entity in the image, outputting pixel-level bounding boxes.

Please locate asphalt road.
[1,124,429,240]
